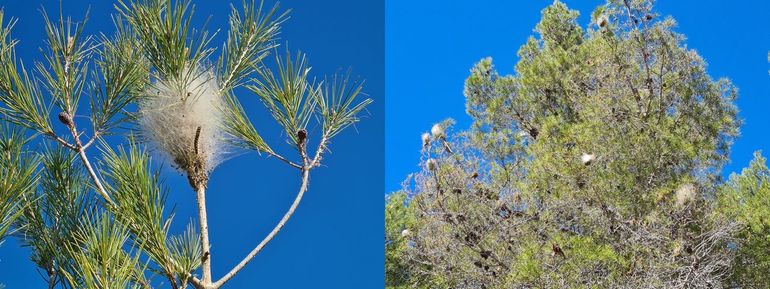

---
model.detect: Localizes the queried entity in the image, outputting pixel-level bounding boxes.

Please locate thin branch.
[218,31,255,94]
[46,271,56,289]
[45,131,76,150]
[165,256,204,289]
[212,167,310,289]
[267,150,301,169]
[77,147,113,204]
[195,185,212,285]
[188,275,203,289]
[310,132,329,168]
[80,131,100,150]
[65,122,114,205]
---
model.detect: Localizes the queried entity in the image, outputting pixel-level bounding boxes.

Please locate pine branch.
[116,0,216,85]
[37,7,94,115]
[0,125,40,242]
[213,165,311,289]
[89,17,149,136]
[101,141,198,288]
[0,12,53,134]
[16,143,95,289]
[218,0,287,93]
[2,2,371,288]
[248,50,318,146]
[221,92,273,154]
[60,212,148,289]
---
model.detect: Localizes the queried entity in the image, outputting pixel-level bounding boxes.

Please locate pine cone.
[297,129,308,144]
[58,111,73,128]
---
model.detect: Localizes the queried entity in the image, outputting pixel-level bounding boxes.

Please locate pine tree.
[717,152,770,288]
[386,1,744,288]
[0,1,371,288]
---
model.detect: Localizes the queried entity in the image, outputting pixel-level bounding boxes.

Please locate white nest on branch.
[138,66,229,187]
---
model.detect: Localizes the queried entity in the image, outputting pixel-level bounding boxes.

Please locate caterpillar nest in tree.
[421,132,430,147]
[581,153,596,165]
[675,183,696,207]
[425,159,438,171]
[597,15,609,28]
[138,66,229,187]
[431,124,445,139]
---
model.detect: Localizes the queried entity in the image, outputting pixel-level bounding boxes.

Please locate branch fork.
[189,128,323,289]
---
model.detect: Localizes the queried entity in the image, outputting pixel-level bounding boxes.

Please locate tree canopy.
[386,1,766,288]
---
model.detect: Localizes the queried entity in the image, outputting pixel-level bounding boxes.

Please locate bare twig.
[77,146,113,204]
[212,167,311,289]
[267,151,302,169]
[213,131,314,288]
[64,120,114,205]
[46,131,77,150]
[310,132,329,167]
[80,131,100,150]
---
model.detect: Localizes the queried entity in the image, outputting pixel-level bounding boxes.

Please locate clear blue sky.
[386,0,770,193]
[0,0,383,288]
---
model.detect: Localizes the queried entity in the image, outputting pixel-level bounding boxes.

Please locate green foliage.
[38,8,93,115]
[218,0,287,93]
[385,191,416,288]
[249,51,318,146]
[0,11,53,134]
[718,152,770,288]
[0,1,370,288]
[389,1,742,288]
[1,4,184,286]
[167,222,203,286]
[102,141,200,287]
[317,73,372,140]
[0,4,148,144]
[60,213,148,289]
[221,91,273,153]
[217,0,287,154]
[0,125,39,242]
[89,19,150,135]
[17,144,92,287]
[116,0,215,86]
[535,1,583,51]
[229,52,371,153]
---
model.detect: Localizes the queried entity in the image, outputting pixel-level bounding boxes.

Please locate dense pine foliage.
[386,1,768,288]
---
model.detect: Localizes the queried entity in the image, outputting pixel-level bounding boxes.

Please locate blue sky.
[0,0,383,288]
[386,0,770,193]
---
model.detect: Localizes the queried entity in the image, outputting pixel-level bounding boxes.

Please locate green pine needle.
[218,0,288,93]
[249,49,318,146]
